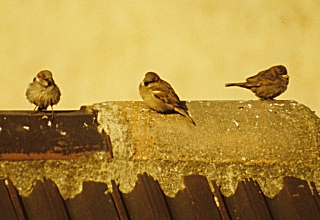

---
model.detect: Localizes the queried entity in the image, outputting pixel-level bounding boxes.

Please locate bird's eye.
[144,82,150,86]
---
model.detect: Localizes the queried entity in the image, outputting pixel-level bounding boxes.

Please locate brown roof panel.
[310,181,320,211]
[224,178,272,220]
[166,175,221,220]
[0,179,20,220]
[20,179,69,220]
[166,190,197,220]
[266,176,320,220]
[65,181,119,220]
[183,175,221,219]
[121,173,172,220]
[0,108,111,160]
[111,180,129,220]
[212,180,230,220]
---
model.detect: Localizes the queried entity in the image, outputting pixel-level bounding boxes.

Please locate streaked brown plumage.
[26,70,61,119]
[225,65,289,100]
[139,72,196,125]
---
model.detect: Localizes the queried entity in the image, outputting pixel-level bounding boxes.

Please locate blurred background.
[1,1,319,115]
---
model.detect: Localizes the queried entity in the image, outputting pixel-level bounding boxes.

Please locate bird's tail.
[174,107,196,126]
[225,82,249,88]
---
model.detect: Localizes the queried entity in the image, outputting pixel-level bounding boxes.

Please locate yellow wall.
[1,1,319,115]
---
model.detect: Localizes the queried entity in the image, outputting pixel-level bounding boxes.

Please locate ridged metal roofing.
[1,174,319,220]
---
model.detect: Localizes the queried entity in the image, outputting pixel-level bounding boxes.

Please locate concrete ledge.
[86,100,319,197]
[0,100,319,199]
[89,100,319,164]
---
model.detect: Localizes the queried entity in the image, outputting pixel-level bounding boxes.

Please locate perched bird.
[26,70,61,120]
[139,72,196,125]
[225,65,289,100]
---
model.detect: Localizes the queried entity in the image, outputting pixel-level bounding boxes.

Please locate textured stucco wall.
[0,1,320,116]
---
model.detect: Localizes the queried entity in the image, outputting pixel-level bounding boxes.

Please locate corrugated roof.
[0,102,319,219]
[1,174,319,220]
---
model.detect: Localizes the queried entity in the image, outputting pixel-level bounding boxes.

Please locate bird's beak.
[282,75,289,79]
[47,78,54,86]
[36,76,53,86]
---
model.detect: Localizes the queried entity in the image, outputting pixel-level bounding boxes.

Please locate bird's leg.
[50,105,55,121]
[31,106,39,114]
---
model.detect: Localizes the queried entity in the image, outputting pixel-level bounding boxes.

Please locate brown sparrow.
[26,70,61,119]
[225,65,289,100]
[139,72,196,125]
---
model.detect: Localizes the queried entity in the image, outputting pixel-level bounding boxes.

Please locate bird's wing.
[151,81,182,108]
[246,70,277,86]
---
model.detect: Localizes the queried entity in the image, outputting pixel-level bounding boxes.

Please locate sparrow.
[139,72,196,125]
[225,65,289,100]
[26,70,61,120]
